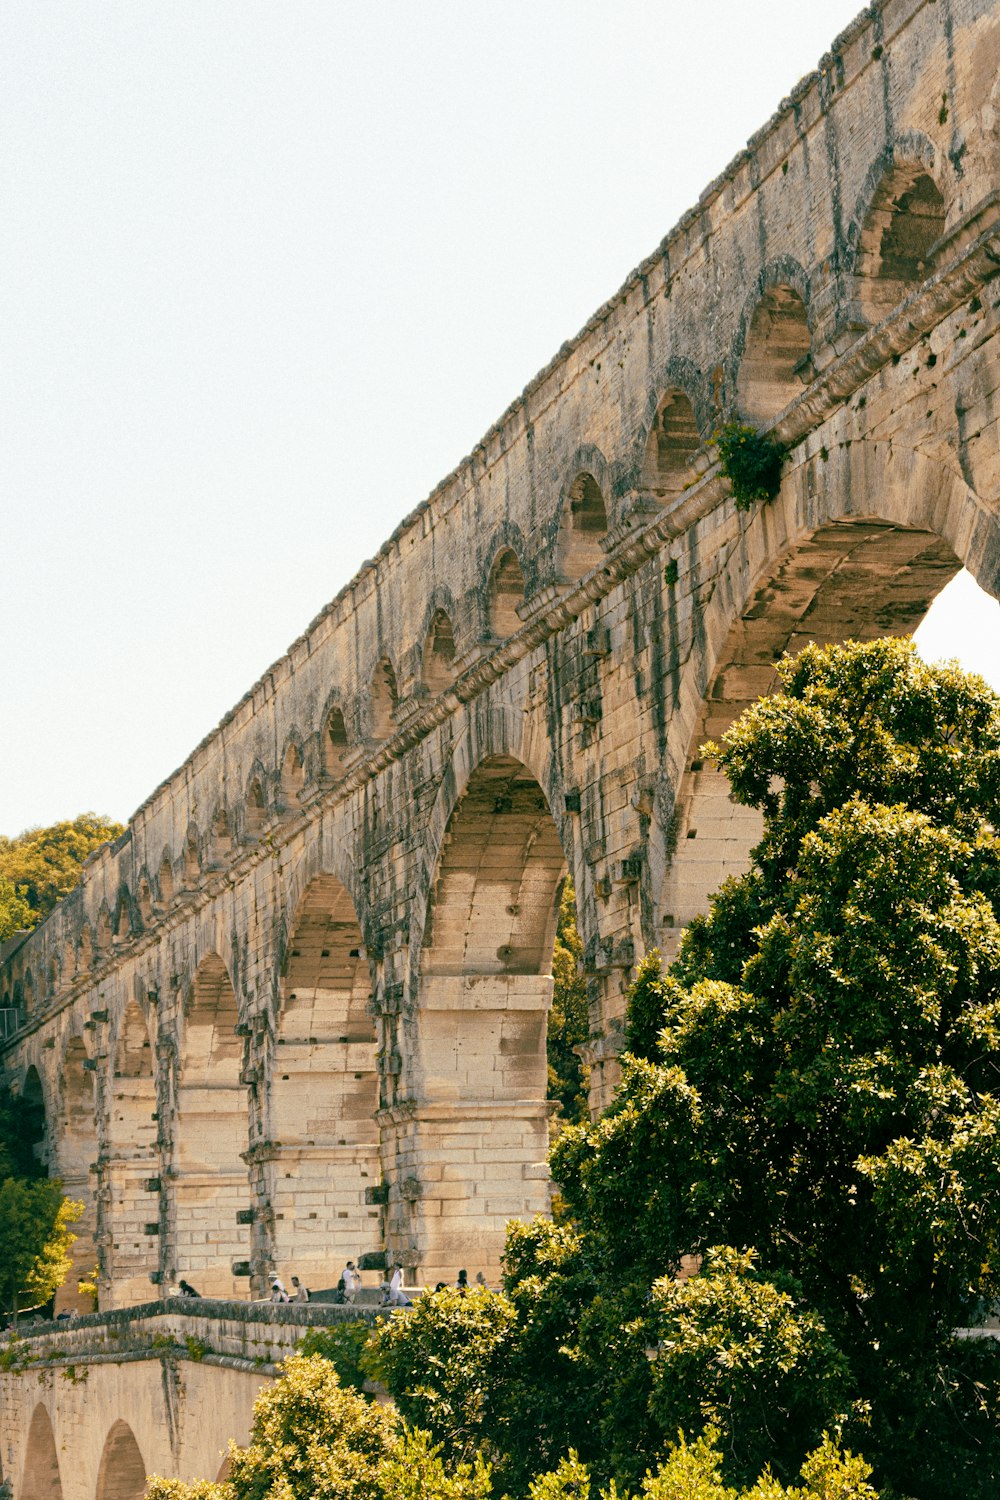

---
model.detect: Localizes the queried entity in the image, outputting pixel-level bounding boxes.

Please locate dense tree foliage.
[0,812,123,940]
[372,641,1000,1499]
[0,1083,81,1318]
[146,1351,873,1500]
[146,1354,491,1500]
[0,878,33,947]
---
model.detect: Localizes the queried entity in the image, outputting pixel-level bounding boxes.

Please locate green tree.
[366,1288,517,1466]
[0,1177,82,1319]
[0,876,33,945]
[548,880,590,1125]
[146,1353,493,1500]
[528,1432,877,1500]
[549,640,1000,1496]
[373,641,999,1497]
[0,812,123,932]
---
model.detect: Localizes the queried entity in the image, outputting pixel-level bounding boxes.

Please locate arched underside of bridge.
[105,1001,159,1305]
[403,754,568,1284]
[266,873,381,1284]
[53,1036,98,1313]
[173,955,251,1299]
[20,1403,64,1500]
[95,1420,146,1500]
[659,515,961,955]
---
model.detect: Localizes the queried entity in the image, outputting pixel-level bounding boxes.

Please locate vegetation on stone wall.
[715,422,785,509]
[0,812,123,942]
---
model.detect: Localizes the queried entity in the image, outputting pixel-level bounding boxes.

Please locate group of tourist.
[173,1264,491,1305]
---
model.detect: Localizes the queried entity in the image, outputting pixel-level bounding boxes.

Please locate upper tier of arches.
[1,92,996,1020]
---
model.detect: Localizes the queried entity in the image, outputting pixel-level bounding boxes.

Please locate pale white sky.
[2,2,997,836]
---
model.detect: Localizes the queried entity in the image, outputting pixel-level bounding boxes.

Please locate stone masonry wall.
[0,0,997,1319]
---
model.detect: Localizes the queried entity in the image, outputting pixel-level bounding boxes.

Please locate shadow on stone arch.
[267,873,380,1287]
[105,1000,159,1306]
[406,754,571,1287]
[658,516,963,959]
[173,953,251,1299]
[95,1419,146,1500]
[20,1403,63,1500]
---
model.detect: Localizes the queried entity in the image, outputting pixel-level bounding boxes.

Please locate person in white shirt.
[340,1262,359,1303]
[291,1276,310,1303]
[270,1278,290,1303]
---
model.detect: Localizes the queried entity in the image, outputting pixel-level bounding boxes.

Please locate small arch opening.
[323,707,350,779]
[370,658,399,740]
[95,909,112,953]
[856,164,945,323]
[556,472,608,583]
[113,893,132,942]
[246,779,267,837]
[736,285,812,425]
[137,879,153,926]
[158,851,175,904]
[487,550,526,638]
[281,745,305,806]
[422,609,457,695]
[641,390,701,498]
[210,807,232,861]
[183,836,200,888]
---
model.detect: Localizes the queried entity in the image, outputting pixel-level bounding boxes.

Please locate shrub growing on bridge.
[715,423,784,509]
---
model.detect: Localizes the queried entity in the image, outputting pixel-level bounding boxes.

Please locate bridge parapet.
[4,1297,380,1375]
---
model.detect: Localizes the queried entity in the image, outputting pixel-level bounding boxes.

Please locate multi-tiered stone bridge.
[3,0,1000,1491]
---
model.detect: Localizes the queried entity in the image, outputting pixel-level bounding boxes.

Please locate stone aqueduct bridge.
[3,0,1000,1488]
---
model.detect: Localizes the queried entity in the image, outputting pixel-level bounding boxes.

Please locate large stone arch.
[95,1419,147,1500]
[19,1062,49,1173]
[19,1402,63,1500]
[263,870,380,1288]
[52,1034,99,1314]
[171,952,251,1298]
[104,998,159,1307]
[406,702,576,993]
[397,743,571,1284]
[654,439,1000,958]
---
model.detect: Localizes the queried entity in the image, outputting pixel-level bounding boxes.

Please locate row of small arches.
[0,149,952,1013]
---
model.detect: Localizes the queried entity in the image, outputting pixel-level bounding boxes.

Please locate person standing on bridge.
[291,1275,310,1303]
[340,1261,359,1303]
